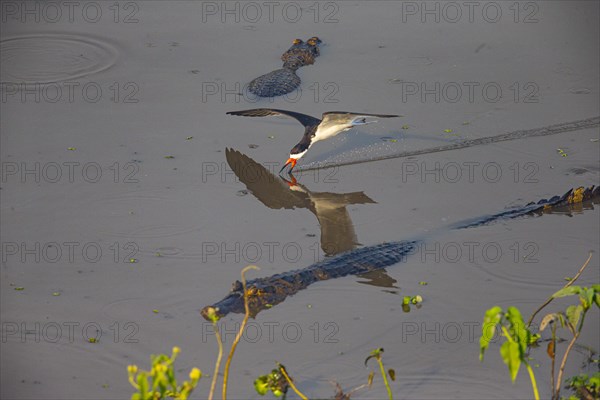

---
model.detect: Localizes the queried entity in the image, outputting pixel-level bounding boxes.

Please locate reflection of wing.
[314,205,357,255]
[357,269,398,288]
[310,192,376,256]
[226,148,376,257]
[225,148,306,209]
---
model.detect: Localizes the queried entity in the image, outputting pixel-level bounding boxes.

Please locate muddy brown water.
[1,2,599,399]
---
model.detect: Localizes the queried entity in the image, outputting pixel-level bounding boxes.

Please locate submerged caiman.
[201,186,599,320]
[248,36,322,97]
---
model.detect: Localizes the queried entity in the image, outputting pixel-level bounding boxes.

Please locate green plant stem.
[527,253,592,327]
[576,310,587,333]
[279,365,308,400]
[377,357,393,400]
[555,329,581,399]
[549,326,556,399]
[222,265,258,400]
[500,326,538,400]
[207,321,223,400]
[128,373,139,390]
[525,363,540,400]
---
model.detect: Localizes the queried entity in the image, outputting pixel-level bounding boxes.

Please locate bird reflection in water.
[225,148,398,290]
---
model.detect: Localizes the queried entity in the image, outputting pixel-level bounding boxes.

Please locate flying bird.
[226,109,399,173]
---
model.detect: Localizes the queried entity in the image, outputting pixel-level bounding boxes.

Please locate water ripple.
[1,33,118,84]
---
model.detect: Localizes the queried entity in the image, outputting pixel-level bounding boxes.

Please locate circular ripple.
[154,246,184,256]
[1,34,118,84]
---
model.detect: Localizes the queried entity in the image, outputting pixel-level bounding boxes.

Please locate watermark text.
[201,1,339,23]
[1,241,139,264]
[400,1,540,24]
[1,1,140,23]
[1,82,140,104]
[1,161,140,184]
[2,321,139,343]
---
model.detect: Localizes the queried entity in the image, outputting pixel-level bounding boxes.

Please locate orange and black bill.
[279,158,297,174]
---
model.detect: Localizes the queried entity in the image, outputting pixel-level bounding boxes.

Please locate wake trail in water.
[298,116,600,172]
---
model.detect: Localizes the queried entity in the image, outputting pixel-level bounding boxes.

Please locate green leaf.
[204,307,220,323]
[590,372,600,388]
[594,293,600,309]
[500,341,522,382]
[539,313,559,332]
[552,286,581,298]
[581,288,595,310]
[480,306,502,361]
[505,307,529,356]
[254,376,269,396]
[566,304,583,330]
[365,348,384,366]
[388,368,396,381]
[137,373,148,398]
[529,333,541,345]
[167,368,176,391]
[411,295,423,304]
[371,347,384,356]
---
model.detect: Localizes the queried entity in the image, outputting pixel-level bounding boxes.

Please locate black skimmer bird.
[225,148,376,255]
[226,109,399,173]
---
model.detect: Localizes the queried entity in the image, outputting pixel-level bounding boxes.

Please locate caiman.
[248,37,322,97]
[201,186,600,320]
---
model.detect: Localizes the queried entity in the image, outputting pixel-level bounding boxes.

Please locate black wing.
[227,109,321,128]
[322,112,399,118]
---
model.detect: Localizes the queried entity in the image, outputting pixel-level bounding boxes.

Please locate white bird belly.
[313,124,350,142]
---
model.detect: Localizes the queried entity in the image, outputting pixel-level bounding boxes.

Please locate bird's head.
[292,38,303,45]
[279,148,307,174]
